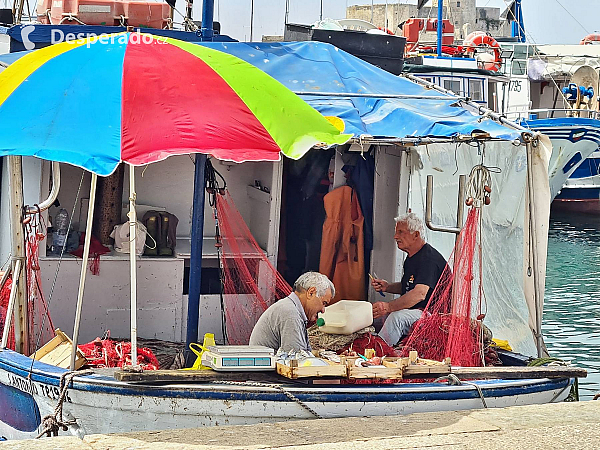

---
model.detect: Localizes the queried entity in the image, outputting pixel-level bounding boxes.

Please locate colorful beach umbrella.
[0,32,350,175]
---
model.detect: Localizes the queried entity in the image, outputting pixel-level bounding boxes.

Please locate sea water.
[544,210,600,400]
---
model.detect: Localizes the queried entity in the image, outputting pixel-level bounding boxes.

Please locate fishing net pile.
[78,336,159,370]
[204,158,292,345]
[401,207,500,367]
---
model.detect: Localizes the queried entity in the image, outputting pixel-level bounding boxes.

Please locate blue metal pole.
[185,153,207,366]
[202,0,215,40]
[437,0,443,57]
[511,0,525,43]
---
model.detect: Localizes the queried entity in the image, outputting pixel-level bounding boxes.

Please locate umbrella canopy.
[0,32,350,175]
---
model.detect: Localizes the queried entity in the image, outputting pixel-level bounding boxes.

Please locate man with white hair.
[371,213,447,346]
[250,272,335,352]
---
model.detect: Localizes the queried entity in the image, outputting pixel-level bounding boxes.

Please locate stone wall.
[346,0,511,42]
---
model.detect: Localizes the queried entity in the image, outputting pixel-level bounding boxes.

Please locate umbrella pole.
[70,173,98,370]
[185,154,207,366]
[128,164,138,367]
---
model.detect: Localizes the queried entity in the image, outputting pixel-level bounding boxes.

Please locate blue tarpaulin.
[0,40,521,141]
[199,42,521,141]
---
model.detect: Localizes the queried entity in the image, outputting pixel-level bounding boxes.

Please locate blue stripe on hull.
[0,382,41,432]
[555,187,600,200]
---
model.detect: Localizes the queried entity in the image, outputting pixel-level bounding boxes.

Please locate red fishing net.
[78,336,159,370]
[0,219,55,355]
[0,276,14,348]
[26,225,55,355]
[401,207,490,367]
[215,191,292,344]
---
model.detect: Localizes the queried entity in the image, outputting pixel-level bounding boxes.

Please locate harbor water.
[544,210,600,400]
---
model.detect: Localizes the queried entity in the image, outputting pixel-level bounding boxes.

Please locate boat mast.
[511,0,526,43]
[437,0,443,57]
[6,156,27,354]
[183,1,214,365]
[186,155,207,364]
[201,0,215,40]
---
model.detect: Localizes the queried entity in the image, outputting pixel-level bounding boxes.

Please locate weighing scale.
[201,345,276,371]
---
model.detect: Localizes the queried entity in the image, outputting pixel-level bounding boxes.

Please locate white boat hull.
[523,119,600,200]
[0,350,572,440]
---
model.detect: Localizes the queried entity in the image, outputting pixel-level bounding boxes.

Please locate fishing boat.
[0,2,586,441]
[292,1,600,205]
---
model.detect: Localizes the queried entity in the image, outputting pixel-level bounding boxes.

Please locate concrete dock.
[2,400,599,449]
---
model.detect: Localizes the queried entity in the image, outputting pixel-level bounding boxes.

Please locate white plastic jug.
[316,300,373,335]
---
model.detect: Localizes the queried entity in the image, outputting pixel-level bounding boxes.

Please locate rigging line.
[27,171,85,373]
[553,0,592,36]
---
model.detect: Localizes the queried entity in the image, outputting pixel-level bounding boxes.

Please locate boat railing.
[505,108,600,121]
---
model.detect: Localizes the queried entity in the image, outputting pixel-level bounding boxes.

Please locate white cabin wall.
[35,157,282,346]
[46,163,92,232]
[370,146,403,302]
[40,258,184,343]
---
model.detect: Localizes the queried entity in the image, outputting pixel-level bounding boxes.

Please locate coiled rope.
[434,374,487,408]
[36,369,93,438]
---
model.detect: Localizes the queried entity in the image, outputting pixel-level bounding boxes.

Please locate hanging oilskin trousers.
[142,211,179,256]
[319,185,366,303]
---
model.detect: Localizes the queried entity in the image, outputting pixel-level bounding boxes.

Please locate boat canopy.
[199,42,521,141]
[0,41,522,142]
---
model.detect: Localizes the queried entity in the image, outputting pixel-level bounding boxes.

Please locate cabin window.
[511,59,527,75]
[443,79,462,95]
[468,79,483,101]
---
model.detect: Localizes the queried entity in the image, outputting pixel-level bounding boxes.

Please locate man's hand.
[371,277,389,293]
[372,301,391,319]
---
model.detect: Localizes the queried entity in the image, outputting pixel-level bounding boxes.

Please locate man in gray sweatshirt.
[250,272,335,352]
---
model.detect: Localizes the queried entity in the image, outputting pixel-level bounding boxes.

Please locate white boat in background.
[554,149,600,213]
[498,41,600,206]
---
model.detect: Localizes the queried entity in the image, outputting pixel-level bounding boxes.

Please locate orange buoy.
[463,31,502,71]
[580,34,600,45]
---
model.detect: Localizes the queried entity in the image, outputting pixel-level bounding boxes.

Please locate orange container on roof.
[403,18,455,52]
[37,0,171,29]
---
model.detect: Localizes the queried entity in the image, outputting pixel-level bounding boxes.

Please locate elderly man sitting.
[249,272,335,352]
[371,213,447,346]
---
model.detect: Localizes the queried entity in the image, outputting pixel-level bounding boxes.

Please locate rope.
[212,380,322,419]
[434,374,487,408]
[36,369,93,438]
[465,165,491,207]
[204,159,228,344]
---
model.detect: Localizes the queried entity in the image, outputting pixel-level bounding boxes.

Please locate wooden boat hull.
[0,350,572,440]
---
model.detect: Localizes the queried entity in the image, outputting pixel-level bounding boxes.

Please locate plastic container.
[316,300,373,335]
[52,208,69,253]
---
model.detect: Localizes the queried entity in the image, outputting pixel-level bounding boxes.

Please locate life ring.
[463,31,502,71]
[580,34,600,45]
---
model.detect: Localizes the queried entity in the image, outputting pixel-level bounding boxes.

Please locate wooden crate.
[345,356,406,380]
[276,360,347,379]
[32,329,87,370]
